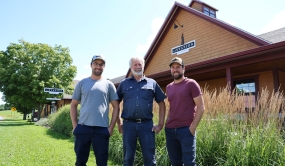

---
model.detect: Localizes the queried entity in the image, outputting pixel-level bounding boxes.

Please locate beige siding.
[144,9,258,76]
[198,78,227,92]
[258,71,274,93]
[190,2,203,12]
[279,71,285,92]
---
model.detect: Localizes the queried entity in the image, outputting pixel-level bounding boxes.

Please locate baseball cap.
[91,55,105,64]
[169,57,184,67]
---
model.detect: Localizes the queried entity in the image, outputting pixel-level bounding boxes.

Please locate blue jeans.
[73,124,110,166]
[123,120,156,166]
[165,127,196,166]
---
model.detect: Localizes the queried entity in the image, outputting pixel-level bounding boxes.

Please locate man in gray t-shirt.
[70,55,119,166]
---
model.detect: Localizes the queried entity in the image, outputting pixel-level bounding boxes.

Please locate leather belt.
[123,118,152,123]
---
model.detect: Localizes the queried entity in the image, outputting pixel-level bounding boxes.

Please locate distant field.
[0,110,22,119]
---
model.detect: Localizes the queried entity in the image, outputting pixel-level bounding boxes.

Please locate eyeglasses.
[92,62,105,67]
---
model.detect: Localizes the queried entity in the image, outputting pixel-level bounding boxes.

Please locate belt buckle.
[137,119,142,123]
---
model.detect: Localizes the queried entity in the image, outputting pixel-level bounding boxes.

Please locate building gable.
[144,3,268,76]
[126,2,269,78]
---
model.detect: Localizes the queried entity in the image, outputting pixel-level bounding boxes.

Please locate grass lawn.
[0,111,115,166]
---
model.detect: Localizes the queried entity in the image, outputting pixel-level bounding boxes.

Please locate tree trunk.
[21,110,30,120]
[23,112,27,120]
[37,104,42,121]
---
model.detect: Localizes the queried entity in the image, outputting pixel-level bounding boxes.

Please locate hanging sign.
[171,40,196,55]
[44,88,64,94]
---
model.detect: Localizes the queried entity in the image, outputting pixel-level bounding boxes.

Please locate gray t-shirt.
[72,77,118,127]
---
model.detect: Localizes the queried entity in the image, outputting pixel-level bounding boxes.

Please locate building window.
[235,82,256,94]
[234,79,257,111]
[203,6,216,18]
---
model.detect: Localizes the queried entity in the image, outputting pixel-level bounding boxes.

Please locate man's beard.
[131,69,143,76]
[93,70,103,76]
[171,72,183,80]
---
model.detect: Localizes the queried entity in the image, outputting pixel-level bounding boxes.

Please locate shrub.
[48,104,80,137]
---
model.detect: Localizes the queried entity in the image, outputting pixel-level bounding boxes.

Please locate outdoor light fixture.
[174,20,183,29]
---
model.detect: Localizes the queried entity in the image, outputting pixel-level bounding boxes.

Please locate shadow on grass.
[0,119,35,126]
[0,119,23,121]
[45,128,74,143]
[45,129,97,157]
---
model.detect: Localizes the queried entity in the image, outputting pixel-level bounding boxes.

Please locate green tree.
[0,104,4,111]
[0,39,77,120]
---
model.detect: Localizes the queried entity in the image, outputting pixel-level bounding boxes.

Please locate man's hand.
[108,126,114,136]
[118,123,123,134]
[189,125,196,136]
[152,124,163,134]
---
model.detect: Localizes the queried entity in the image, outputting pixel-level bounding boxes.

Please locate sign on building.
[172,40,196,55]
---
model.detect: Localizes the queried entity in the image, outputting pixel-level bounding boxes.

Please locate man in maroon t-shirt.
[165,57,205,166]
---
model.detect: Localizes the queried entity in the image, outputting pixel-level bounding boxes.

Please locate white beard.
[131,69,143,76]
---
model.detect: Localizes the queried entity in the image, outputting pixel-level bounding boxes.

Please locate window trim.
[233,75,259,94]
[233,75,259,110]
[202,5,216,18]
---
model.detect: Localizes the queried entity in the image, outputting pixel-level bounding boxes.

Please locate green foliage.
[108,128,124,164]
[110,87,285,165]
[197,115,285,165]
[48,104,77,137]
[196,86,285,165]
[0,39,77,118]
[108,117,171,165]
[0,104,4,111]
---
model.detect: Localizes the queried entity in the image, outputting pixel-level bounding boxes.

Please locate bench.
[27,119,33,124]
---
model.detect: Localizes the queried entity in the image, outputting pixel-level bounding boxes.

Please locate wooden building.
[40,80,79,117]
[112,0,285,103]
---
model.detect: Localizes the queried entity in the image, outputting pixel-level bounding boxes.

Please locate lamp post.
[51,101,55,114]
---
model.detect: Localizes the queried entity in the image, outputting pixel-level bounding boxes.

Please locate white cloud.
[259,11,285,34]
[136,17,165,54]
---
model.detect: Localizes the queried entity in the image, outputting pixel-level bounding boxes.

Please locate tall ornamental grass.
[197,86,285,165]
[45,86,285,165]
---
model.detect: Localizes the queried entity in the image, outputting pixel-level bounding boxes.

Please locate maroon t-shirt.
[165,77,202,128]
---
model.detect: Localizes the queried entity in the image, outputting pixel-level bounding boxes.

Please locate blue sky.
[1,0,285,105]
